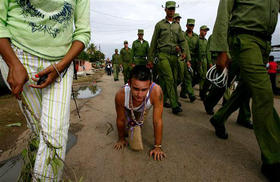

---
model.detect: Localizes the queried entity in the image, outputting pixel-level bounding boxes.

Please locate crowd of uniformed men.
[110,0,280,181]
[111,3,212,115]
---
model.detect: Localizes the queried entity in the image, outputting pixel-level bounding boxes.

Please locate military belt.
[230,28,272,41]
[159,47,177,55]
[134,56,147,59]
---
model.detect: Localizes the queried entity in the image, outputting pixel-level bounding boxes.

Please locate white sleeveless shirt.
[124,83,155,112]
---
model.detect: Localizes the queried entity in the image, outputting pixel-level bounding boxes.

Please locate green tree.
[77,51,89,60]
[86,43,96,55]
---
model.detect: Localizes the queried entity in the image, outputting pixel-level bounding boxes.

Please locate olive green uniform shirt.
[181,31,191,61]
[120,48,132,64]
[210,0,280,52]
[131,39,149,63]
[185,31,199,57]
[149,18,188,60]
[206,35,218,66]
[112,53,121,65]
[198,36,208,62]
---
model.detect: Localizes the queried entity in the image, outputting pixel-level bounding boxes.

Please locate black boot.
[172,107,182,114]
[210,117,228,139]
[177,101,181,107]
[203,99,214,115]
[189,96,196,103]
[164,103,171,108]
[180,93,188,99]
[261,163,280,182]
[237,120,253,129]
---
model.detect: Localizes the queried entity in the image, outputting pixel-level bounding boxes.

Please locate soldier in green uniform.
[203,35,253,129]
[180,18,197,102]
[149,1,187,114]
[173,14,193,103]
[197,25,209,100]
[120,40,133,84]
[132,29,149,66]
[112,49,121,81]
[209,0,280,180]
[173,13,184,88]
[182,19,200,89]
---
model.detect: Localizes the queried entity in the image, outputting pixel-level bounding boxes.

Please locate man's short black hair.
[269,55,274,62]
[129,65,152,81]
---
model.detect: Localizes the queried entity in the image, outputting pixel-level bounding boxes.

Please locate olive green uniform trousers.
[156,52,179,108]
[122,63,132,84]
[113,64,119,80]
[211,34,280,164]
[180,63,195,98]
[199,57,208,91]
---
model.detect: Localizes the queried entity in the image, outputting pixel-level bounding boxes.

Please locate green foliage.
[18,137,39,182]
[77,43,105,63]
[77,51,89,61]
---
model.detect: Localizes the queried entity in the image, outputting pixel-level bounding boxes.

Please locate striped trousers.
[0,45,73,181]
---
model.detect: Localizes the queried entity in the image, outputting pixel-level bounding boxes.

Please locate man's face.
[115,50,118,54]
[200,29,207,37]
[187,24,194,32]
[165,8,175,19]
[129,78,151,103]
[124,43,128,48]
[138,34,144,40]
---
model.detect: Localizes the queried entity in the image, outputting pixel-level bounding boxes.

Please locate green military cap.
[187,19,195,25]
[200,25,210,31]
[115,49,118,51]
[165,1,176,9]
[173,13,181,19]
[138,29,144,34]
[124,40,128,44]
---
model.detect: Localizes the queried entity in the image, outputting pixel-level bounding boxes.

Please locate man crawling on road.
[114,65,166,161]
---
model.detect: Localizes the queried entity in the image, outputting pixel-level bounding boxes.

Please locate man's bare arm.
[150,84,166,160]
[151,85,163,146]
[114,88,127,150]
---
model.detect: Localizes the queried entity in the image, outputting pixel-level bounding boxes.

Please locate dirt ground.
[0,95,27,154]
[65,74,280,182]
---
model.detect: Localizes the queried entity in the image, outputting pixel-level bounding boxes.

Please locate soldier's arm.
[185,40,191,62]
[197,39,201,61]
[210,0,234,52]
[146,41,150,58]
[131,42,135,64]
[119,49,123,65]
[148,23,160,62]
[206,36,213,66]
[178,26,188,56]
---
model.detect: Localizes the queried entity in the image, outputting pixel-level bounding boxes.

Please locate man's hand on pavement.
[114,139,127,150]
[150,147,166,161]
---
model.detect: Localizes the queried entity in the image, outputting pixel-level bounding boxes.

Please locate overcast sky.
[89,0,280,59]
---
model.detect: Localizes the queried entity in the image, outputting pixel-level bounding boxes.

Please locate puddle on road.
[73,84,101,99]
[0,132,77,181]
